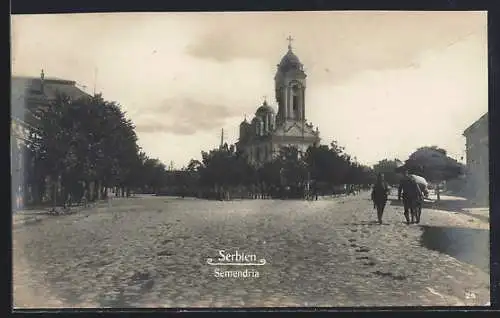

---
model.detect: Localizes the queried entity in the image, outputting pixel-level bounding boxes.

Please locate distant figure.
[312,181,318,200]
[398,170,424,224]
[82,188,89,208]
[371,173,389,224]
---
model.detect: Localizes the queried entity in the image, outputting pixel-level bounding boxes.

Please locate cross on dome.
[286,35,294,50]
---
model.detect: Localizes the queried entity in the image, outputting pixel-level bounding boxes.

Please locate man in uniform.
[398,170,424,224]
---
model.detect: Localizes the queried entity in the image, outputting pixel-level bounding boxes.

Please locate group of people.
[371,170,425,225]
[200,181,364,201]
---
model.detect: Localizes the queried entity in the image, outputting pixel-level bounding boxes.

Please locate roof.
[255,100,275,115]
[463,112,488,136]
[11,75,91,123]
[12,75,89,100]
[240,119,251,126]
[279,48,302,68]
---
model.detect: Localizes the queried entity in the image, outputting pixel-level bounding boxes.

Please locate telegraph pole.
[93,67,98,96]
[220,128,224,148]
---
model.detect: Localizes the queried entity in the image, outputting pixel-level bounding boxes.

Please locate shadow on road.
[388,197,487,211]
[420,225,489,273]
[427,199,487,213]
[387,197,489,223]
[339,220,381,226]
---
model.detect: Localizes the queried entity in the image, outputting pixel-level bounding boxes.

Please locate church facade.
[236,39,320,166]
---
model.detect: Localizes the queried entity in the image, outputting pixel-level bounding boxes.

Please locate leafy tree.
[373,159,403,185]
[26,92,150,206]
[404,146,465,183]
[276,146,308,186]
[184,140,376,198]
[303,141,358,186]
[198,144,255,189]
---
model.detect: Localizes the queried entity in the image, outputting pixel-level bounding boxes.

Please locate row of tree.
[172,141,376,198]
[23,93,170,207]
[21,91,465,206]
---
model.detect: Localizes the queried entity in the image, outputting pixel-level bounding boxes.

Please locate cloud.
[134,97,242,135]
[185,11,486,84]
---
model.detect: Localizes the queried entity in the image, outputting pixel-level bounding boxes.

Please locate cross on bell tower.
[286,35,294,50]
[275,35,306,125]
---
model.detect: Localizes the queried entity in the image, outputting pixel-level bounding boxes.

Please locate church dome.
[279,49,302,67]
[240,117,250,127]
[277,42,304,72]
[255,100,275,116]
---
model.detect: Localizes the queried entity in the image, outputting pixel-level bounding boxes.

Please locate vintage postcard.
[11,11,489,308]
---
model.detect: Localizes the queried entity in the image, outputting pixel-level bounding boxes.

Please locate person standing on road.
[371,173,389,224]
[398,170,423,224]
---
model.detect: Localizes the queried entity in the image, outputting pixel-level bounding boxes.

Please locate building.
[236,38,321,166]
[11,70,91,209]
[463,112,489,205]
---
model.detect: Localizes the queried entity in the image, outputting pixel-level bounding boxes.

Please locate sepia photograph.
[11,11,489,308]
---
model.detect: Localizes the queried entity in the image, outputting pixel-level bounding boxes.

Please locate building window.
[292,95,298,111]
[292,84,301,112]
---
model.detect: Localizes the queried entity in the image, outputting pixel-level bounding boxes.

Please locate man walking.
[371,173,390,224]
[398,170,424,224]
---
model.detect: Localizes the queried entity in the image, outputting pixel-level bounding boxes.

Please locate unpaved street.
[13,192,489,308]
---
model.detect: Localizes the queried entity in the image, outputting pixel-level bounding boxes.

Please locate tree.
[186,140,376,199]
[276,146,308,186]
[186,159,202,172]
[198,144,255,189]
[395,146,466,201]
[303,140,374,187]
[404,146,465,183]
[373,159,403,185]
[26,92,147,207]
[303,145,331,183]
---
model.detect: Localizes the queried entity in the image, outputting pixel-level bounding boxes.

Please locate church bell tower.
[274,36,307,126]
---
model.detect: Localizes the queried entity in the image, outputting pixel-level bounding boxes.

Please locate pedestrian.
[398,170,424,224]
[312,181,318,201]
[371,173,389,224]
[414,181,425,224]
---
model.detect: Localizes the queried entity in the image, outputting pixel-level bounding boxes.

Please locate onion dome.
[277,40,303,71]
[255,100,275,117]
[279,49,302,68]
[240,115,250,127]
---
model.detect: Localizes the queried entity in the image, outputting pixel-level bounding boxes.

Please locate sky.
[11,11,488,168]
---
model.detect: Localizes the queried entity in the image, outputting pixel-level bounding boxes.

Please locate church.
[236,37,321,166]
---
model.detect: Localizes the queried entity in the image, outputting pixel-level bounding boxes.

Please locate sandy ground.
[12,192,490,308]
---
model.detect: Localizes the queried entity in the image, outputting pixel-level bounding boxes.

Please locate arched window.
[292,84,300,113]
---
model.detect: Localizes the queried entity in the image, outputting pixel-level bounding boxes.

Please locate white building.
[236,39,320,166]
[463,112,488,205]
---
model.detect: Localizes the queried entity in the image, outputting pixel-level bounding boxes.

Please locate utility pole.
[93,67,98,96]
[220,128,224,148]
